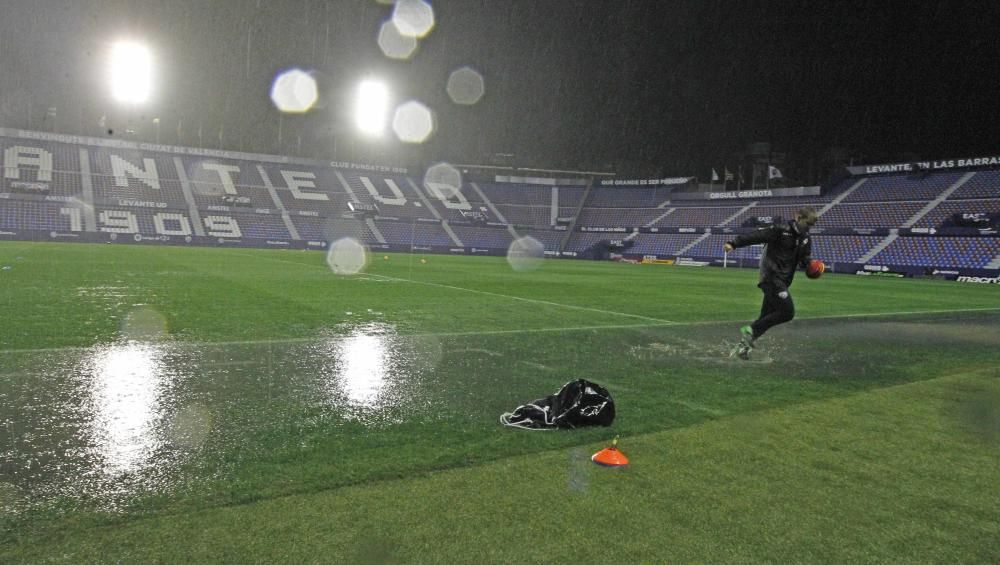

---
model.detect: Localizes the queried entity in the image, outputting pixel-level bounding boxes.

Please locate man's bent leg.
[751,289,795,339]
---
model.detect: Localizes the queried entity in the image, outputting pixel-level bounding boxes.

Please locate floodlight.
[109,41,153,104]
[355,80,389,136]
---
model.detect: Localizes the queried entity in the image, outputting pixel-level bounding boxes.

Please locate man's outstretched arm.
[724,226,775,252]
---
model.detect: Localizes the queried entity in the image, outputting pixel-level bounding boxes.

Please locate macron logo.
[956,275,1000,284]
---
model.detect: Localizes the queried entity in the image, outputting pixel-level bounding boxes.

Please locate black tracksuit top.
[727,221,813,292]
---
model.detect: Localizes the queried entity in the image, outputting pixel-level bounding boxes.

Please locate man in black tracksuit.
[724,207,818,360]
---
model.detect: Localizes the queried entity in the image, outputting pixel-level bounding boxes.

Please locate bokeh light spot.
[447,66,485,105]
[392,0,435,38]
[423,163,462,200]
[270,69,318,113]
[166,403,213,452]
[0,482,23,516]
[392,100,435,143]
[378,19,419,60]
[326,237,370,275]
[507,236,546,272]
[120,306,168,341]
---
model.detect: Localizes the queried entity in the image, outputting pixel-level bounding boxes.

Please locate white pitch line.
[3,307,999,355]
[229,251,1000,327]
[795,306,1000,322]
[0,323,676,355]
[230,251,675,324]
[363,272,676,324]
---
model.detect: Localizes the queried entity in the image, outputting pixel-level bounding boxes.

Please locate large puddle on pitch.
[0,322,442,515]
[2,312,998,518]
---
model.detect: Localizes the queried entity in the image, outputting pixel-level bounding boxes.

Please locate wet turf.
[1,242,998,559]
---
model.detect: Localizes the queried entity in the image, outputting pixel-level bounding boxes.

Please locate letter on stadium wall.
[424,181,472,210]
[360,176,406,206]
[111,155,161,190]
[153,212,193,236]
[60,207,83,231]
[99,209,140,233]
[280,170,328,201]
[199,163,241,195]
[203,215,242,238]
[4,146,54,181]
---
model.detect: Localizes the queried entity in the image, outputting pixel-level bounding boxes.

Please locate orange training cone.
[592,435,629,467]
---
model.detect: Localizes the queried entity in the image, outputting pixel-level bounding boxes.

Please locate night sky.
[1,0,998,182]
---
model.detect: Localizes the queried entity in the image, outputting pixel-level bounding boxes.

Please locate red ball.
[806,259,825,279]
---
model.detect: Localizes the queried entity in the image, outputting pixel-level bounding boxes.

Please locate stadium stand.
[843,172,965,202]
[810,235,886,264]
[89,148,188,206]
[518,229,565,252]
[556,186,587,208]
[478,182,551,205]
[870,237,997,269]
[0,200,81,232]
[686,234,761,260]
[656,205,743,227]
[585,185,671,207]
[813,202,926,229]
[0,130,996,278]
[629,233,704,256]
[450,225,513,248]
[949,170,1000,200]
[912,199,999,228]
[378,221,455,247]
[493,204,552,227]
[292,215,376,243]
[1,138,83,198]
[563,231,622,254]
[230,212,292,240]
[576,207,665,227]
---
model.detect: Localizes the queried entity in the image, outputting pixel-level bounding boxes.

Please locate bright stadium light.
[109,41,153,104]
[355,80,389,136]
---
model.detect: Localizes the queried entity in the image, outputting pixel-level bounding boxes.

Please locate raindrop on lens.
[0,482,22,515]
[446,67,485,105]
[120,306,168,341]
[189,160,227,197]
[167,404,213,452]
[404,333,444,373]
[423,162,462,200]
[506,236,545,272]
[392,0,435,38]
[378,19,418,60]
[392,100,435,143]
[326,237,369,275]
[270,69,318,113]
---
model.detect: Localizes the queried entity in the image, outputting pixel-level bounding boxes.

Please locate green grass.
[1,241,998,563]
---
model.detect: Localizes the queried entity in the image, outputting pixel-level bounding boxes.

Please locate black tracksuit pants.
[750,284,795,339]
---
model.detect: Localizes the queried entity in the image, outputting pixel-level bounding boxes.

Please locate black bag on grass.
[500,379,615,430]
